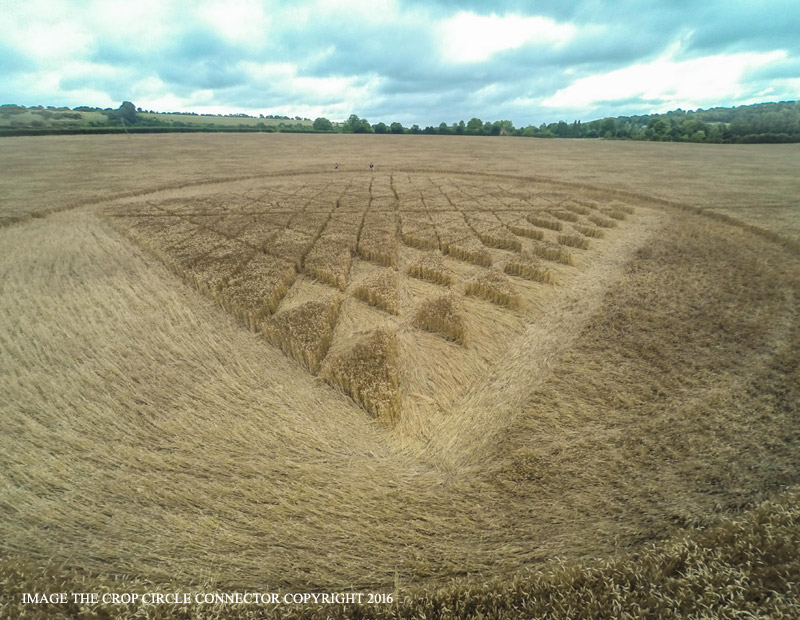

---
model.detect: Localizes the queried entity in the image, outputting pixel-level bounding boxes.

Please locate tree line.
[316,114,516,136]
[4,100,799,143]
[315,101,800,143]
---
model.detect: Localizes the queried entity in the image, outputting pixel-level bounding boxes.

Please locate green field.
[0,104,313,133]
[137,112,312,128]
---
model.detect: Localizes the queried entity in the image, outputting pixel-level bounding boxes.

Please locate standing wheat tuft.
[557,234,590,250]
[465,270,521,308]
[407,253,454,287]
[262,295,341,373]
[526,244,574,265]
[575,225,605,239]
[526,215,563,231]
[504,260,556,285]
[324,328,401,423]
[353,269,398,314]
[413,294,467,344]
[508,224,545,240]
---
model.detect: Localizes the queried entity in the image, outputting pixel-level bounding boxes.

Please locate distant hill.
[533,100,800,143]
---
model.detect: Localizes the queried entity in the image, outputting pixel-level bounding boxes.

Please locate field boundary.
[4,166,798,255]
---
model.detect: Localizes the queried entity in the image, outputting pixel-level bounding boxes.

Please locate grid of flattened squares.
[106,175,634,420]
[109,175,631,330]
[396,176,630,277]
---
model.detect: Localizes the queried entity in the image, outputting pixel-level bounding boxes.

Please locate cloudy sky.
[2,0,799,126]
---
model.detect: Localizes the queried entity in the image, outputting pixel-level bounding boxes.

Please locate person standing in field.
[370,162,374,171]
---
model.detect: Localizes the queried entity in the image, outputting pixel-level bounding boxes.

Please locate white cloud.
[439,12,577,63]
[242,60,379,101]
[89,0,176,51]
[241,61,297,81]
[198,0,271,45]
[308,0,399,23]
[0,17,92,64]
[543,46,788,110]
[1,1,799,125]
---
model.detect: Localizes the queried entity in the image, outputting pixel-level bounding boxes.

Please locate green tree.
[438,122,450,135]
[389,122,404,134]
[345,114,372,133]
[313,117,333,131]
[373,122,388,134]
[498,120,515,135]
[706,124,723,143]
[600,117,617,138]
[649,118,669,140]
[104,101,138,125]
[357,118,373,133]
[344,114,360,132]
[466,117,483,135]
[118,101,137,123]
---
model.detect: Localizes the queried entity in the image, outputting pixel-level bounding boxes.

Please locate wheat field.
[1,134,799,618]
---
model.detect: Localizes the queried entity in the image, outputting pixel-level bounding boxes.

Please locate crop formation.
[104,172,637,421]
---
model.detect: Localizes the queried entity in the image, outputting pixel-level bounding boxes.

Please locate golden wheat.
[218,255,297,330]
[526,243,575,265]
[152,226,225,273]
[443,238,493,266]
[504,260,556,285]
[262,296,340,373]
[407,252,454,286]
[436,224,472,248]
[588,214,618,228]
[526,215,563,231]
[401,229,440,250]
[575,224,605,239]
[563,202,592,216]
[507,224,545,240]
[353,269,398,314]
[211,213,254,237]
[267,228,315,269]
[550,210,580,222]
[5,138,800,618]
[237,221,283,251]
[322,216,361,252]
[413,294,467,345]
[575,198,601,210]
[186,240,255,294]
[289,212,330,236]
[465,270,521,308]
[557,234,590,250]
[5,486,800,620]
[304,239,352,290]
[323,328,401,422]
[357,232,398,267]
[478,229,523,252]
